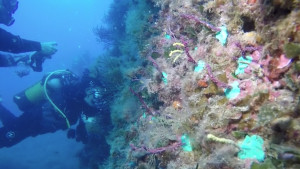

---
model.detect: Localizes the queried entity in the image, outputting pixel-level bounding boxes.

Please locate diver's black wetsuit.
[0,28,41,53]
[0,28,45,70]
[0,71,96,148]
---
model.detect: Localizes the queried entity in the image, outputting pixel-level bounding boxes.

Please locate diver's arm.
[0,52,16,66]
[0,51,33,67]
[0,28,42,53]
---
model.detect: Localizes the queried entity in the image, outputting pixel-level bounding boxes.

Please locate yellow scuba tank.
[25,81,45,104]
[14,70,73,128]
[14,81,46,111]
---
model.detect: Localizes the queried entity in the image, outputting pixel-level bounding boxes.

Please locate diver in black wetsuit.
[0,0,57,72]
[0,70,109,148]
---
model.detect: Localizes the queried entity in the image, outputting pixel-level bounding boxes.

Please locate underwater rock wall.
[97,0,300,168]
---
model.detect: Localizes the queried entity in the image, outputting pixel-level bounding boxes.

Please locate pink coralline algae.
[277,54,292,69]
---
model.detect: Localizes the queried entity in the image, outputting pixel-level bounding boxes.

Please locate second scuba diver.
[0,0,57,72]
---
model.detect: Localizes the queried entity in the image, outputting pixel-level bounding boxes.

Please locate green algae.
[284,42,300,59]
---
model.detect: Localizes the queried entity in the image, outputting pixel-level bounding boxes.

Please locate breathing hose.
[43,70,71,128]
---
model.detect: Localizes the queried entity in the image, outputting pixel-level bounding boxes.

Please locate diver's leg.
[0,109,41,148]
[0,103,17,127]
[0,126,24,148]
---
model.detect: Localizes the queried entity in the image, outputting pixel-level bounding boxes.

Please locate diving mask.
[0,0,18,26]
[84,86,102,109]
[2,0,18,14]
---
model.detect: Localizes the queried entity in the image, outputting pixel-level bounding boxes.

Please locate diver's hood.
[0,0,18,26]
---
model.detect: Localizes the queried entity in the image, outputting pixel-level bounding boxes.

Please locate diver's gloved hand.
[75,119,88,144]
[40,42,58,56]
[29,42,57,72]
[67,129,76,139]
[67,119,88,144]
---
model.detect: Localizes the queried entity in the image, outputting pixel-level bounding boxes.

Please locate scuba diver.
[0,0,57,72]
[0,69,110,148]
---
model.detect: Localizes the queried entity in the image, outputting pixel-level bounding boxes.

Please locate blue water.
[0,0,112,168]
